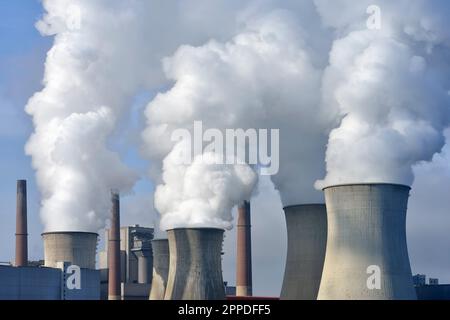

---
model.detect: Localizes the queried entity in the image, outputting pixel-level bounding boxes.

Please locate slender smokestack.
[318,184,417,300]
[15,180,28,267]
[149,239,169,300]
[280,204,327,300]
[108,192,121,300]
[164,228,225,300]
[236,200,252,296]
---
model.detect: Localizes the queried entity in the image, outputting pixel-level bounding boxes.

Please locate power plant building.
[99,225,154,300]
[0,264,100,300]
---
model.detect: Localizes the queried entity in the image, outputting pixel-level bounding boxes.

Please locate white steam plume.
[314,0,450,188]
[26,0,264,232]
[142,6,334,229]
[155,141,257,230]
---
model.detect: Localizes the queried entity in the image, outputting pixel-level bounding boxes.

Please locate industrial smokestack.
[236,201,252,297]
[280,204,327,300]
[108,192,121,300]
[318,184,417,300]
[164,228,225,300]
[149,239,169,300]
[15,180,28,267]
[42,232,98,269]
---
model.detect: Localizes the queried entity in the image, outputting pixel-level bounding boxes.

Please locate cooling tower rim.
[41,231,99,237]
[322,182,411,191]
[283,203,325,210]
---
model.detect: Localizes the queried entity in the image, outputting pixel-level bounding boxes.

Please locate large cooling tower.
[42,232,98,269]
[149,239,169,300]
[164,228,225,300]
[318,184,417,300]
[280,204,327,300]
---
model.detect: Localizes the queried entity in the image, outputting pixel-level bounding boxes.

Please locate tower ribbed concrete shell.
[149,239,169,300]
[280,204,327,300]
[164,228,225,300]
[318,184,417,300]
[42,232,98,269]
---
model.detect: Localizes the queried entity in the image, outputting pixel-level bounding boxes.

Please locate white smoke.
[314,0,450,188]
[143,8,334,216]
[155,141,257,231]
[26,0,261,232]
[28,0,450,233]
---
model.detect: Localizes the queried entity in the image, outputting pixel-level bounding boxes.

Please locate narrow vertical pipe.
[108,192,121,300]
[15,180,28,267]
[236,200,252,296]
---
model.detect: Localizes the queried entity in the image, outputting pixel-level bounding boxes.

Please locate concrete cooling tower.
[280,204,327,300]
[164,228,225,300]
[42,232,98,269]
[149,239,169,300]
[318,183,417,300]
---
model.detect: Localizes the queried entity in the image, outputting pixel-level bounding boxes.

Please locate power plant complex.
[0,179,446,300]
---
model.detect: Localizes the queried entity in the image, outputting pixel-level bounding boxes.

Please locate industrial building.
[99,225,154,300]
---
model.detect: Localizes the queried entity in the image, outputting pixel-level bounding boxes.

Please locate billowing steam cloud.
[26,0,258,232]
[28,0,450,232]
[142,8,334,223]
[155,141,257,230]
[314,0,450,188]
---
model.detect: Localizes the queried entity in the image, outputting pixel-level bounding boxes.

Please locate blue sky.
[0,0,51,262]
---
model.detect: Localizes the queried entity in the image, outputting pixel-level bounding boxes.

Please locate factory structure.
[1,180,449,300]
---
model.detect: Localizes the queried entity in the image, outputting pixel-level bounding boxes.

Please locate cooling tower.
[164,228,225,300]
[15,180,28,267]
[318,183,417,300]
[149,239,169,300]
[108,192,121,300]
[280,204,327,300]
[236,201,252,297]
[42,232,98,269]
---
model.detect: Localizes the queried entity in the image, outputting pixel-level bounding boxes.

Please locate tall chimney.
[280,204,327,300]
[108,192,121,300]
[236,201,252,296]
[164,228,225,300]
[149,239,169,300]
[318,184,417,300]
[15,180,28,267]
